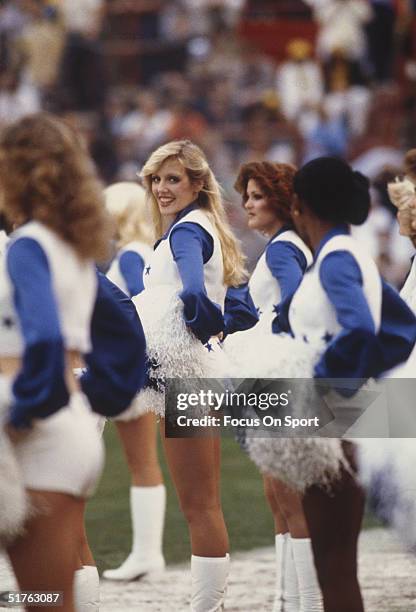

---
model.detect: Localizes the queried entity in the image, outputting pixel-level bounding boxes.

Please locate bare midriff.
[0,349,83,393]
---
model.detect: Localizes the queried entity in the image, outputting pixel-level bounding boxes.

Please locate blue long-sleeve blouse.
[6,238,68,428]
[223,283,259,337]
[118,250,145,297]
[266,232,309,334]
[80,273,147,416]
[313,227,416,379]
[5,239,147,427]
[166,207,224,344]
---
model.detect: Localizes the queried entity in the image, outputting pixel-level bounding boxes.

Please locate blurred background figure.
[103,181,166,583]
[275,38,323,137]
[0,0,412,303]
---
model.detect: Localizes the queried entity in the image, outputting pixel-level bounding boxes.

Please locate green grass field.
[85,424,381,573]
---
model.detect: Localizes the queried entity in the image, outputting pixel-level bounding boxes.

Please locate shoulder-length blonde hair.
[0,112,111,261]
[140,140,246,286]
[105,182,152,249]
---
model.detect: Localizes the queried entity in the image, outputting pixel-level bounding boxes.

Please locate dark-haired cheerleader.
[227,160,323,611]
[247,156,416,612]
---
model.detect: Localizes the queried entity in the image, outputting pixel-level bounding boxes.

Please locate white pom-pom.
[0,430,29,545]
[114,387,165,420]
[387,179,415,211]
[246,436,348,492]
[130,286,230,418]
[224,332,321,379]
[134,286,215,381]
[356,438,416,547]
[387,179,416,237]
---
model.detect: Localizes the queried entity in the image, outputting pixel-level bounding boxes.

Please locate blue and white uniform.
[80,272,147,418]
[289,226,382,377]
[107,240,152,298]
[122,203,228,418]
[249,226,312,334]
[225,226,312,378]
[0,220,103,498]
[247,225,416,491]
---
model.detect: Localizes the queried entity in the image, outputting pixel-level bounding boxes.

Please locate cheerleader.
[133,139,246,611]
[247,157,416,612]
[230,161,322,611]
[354,149,416,550]
[102,182,166,582]
[388,148,416,312]
[73,270,148,611]
[0,113,111,611]
[106,182,153,297]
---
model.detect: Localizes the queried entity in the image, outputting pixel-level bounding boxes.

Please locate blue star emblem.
[145,265,151,275]
[272,304,279,314]
[323,332,333,343]
[205,341,213,352]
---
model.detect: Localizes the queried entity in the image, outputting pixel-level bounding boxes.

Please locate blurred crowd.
[0,0,416,281]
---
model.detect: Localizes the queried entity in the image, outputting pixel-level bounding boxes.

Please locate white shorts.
[12,392,104,499]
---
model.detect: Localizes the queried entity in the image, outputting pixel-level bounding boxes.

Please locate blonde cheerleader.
[131,139,246,611]
[102,182,166,582]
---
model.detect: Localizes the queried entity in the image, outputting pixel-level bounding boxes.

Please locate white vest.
[107,240,152,296]
[0,230,7,257]
[400,256,416,314]
[0,221,97,357]
[249,229,312,333]
[289,234,382,345]
[143,209,226,310]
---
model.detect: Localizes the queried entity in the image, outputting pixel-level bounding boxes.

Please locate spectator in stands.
[305,0,373,66]
[15,1,65,103]
[118,91,173,164]
[0,66,40,127]
[275,38,324,137]
[303,102,349,162]
[366,0,396,84]
[323,47,372,137]
[57,0,108,112]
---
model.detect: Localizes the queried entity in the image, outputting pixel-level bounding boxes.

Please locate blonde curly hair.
[140,140,246,286]
[0,113,111,261]
[105,182,152,249]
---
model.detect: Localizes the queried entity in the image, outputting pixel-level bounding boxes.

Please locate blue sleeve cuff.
[224,284,259,337]
[272,294,294,335]
[80,274,147,416]
[314,328,380,380]
[180,288,224,344]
